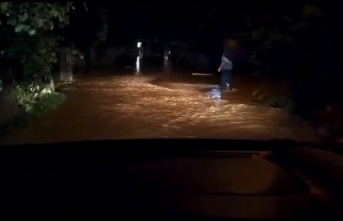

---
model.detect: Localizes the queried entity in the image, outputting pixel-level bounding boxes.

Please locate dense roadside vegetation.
[0,3,72,117]
[230,2,343,138]
[0,2,106,131]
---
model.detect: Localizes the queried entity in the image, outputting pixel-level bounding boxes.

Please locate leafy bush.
[0,2,105,129]
[30,92,66,116]
[265,95,295,110]
[14,82,50,112]
[14,82,65,116]
[252,78,295,110]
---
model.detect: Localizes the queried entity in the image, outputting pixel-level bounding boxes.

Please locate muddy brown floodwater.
[0,73,318,145]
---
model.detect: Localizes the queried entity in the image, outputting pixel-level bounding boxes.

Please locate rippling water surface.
[0,74,318,144]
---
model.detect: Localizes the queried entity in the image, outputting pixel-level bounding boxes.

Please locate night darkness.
[2,1,343,218]
[2,1,343,142]
[102,1,306,41]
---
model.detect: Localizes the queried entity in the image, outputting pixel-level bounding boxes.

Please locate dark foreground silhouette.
[1,139,343,219]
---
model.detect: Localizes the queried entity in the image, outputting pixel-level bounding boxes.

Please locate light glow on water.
[0,74,318,144]
[135,56,141,74]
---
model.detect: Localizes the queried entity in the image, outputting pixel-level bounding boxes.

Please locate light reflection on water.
[135,55,171,75]
[0,74,318,144]
[164,59,171,74]
[135,56,141,74]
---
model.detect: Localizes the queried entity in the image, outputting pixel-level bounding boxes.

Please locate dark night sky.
[99,1,306,42]
[104,2,220,40]
[74,0,325,51]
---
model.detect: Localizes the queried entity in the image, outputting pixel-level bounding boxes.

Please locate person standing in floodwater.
[217,50,234,92]
[218,39,236,92]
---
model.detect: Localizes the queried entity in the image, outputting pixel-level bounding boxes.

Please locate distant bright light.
[168,51,171,54]
[137,42,142,48]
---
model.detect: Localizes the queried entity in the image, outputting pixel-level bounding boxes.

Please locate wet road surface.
[0,72,318,144]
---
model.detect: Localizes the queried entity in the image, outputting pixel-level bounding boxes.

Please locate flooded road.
[0,72,318,144]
